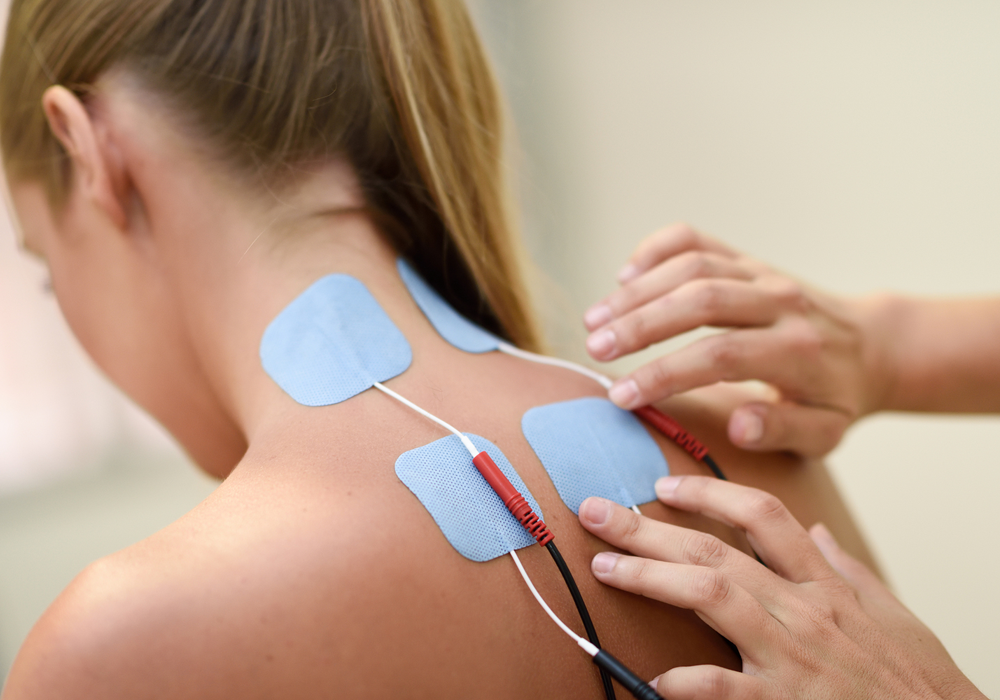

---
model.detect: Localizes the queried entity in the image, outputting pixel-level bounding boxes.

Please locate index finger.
[655,476,833,584]
[578,496,788,608]
[621,224,737,282]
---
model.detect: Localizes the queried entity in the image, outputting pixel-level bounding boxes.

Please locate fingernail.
[655,475,682,500]
[586,328,617,359]
[733,411,764,444]
[648,677,661,691]
[609,379,639,408]
[580,497,612,525]
[618,263,640,283]
[592,552,621,575]
[584,303,613,329]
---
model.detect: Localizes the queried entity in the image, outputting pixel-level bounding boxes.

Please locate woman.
[0,1,874,697]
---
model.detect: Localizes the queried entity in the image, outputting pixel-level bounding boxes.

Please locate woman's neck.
[151,160,431,478]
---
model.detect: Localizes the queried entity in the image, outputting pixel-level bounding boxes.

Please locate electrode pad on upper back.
[395,434,544,562]
[522,397,669,513]
[260,275,412,405]
[397,258,500,353]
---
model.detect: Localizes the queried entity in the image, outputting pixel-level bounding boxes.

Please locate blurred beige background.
[1,0,998,695]
[474,1,1000,695]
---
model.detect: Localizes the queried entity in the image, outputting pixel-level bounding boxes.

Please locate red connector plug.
[472,451,554,546]
[632,405,709,461]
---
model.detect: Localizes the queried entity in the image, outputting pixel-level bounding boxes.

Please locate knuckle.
[608,285,640,314]
[685,532,729,569]
[678,250,713,279]
[617,312,649,350]
[635,357,674,396]
[667,222,699,248]
[629,557,656,588]
[618,508,645,544]
[784,319,824,360]
[705,335,741,374]
[644,223,699,259]
[692,569,731,607]
[697,667,728,696]
[744,490,788,525]
[689,279,725,315]
[639,223,696,263]
[770,278,808,311]
[796,596,841,637]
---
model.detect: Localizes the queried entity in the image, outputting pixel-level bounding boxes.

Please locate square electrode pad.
[395,433,543,562]
[522,397,669,513]
[397,258,500,353]
[260,275,412,405]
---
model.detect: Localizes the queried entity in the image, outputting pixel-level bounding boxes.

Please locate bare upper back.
[2,340,876,699]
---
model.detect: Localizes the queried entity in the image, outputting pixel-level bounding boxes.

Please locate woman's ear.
[41,85,128,229]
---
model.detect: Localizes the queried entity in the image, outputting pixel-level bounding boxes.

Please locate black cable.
[701,453,727,480]
[546,541,617,700]
[592,650,665,700]
[541,451,740,699]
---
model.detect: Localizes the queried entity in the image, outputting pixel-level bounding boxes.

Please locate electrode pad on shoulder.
[522,397,669,513]
[260,275,412,406]
[395,433,544,562]
[397,258,500,353]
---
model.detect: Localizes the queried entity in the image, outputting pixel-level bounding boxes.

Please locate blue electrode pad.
[260,275,412,405]
[396,258,501,353]
[522,397,669,513]
[395,433,543,562]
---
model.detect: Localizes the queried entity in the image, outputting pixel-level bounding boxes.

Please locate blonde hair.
[0,0,542,351]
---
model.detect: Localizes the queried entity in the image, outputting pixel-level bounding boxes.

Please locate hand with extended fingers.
[583,223,889,457]
[578,476,986,700]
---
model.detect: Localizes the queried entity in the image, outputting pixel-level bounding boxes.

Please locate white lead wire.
[375,345,611,457]
[372,381,479,457]
[508,549,599,657]
[496,341,614,390]
[371,373,601,660]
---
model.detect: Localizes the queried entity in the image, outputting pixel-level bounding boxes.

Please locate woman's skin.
[2,76,876,699]
[578,478,987,700]
[584,224,1000,457]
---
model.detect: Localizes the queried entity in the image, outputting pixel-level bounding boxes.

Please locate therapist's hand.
[578,477,986,700]
[583,224,891,457]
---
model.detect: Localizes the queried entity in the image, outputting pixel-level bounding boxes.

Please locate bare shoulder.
[1,479,377,700]
[2,549,187,700]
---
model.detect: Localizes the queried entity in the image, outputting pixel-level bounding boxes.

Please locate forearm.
[861,294,1000,413]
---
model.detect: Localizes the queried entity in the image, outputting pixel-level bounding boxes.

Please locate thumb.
[728,401,851,457]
